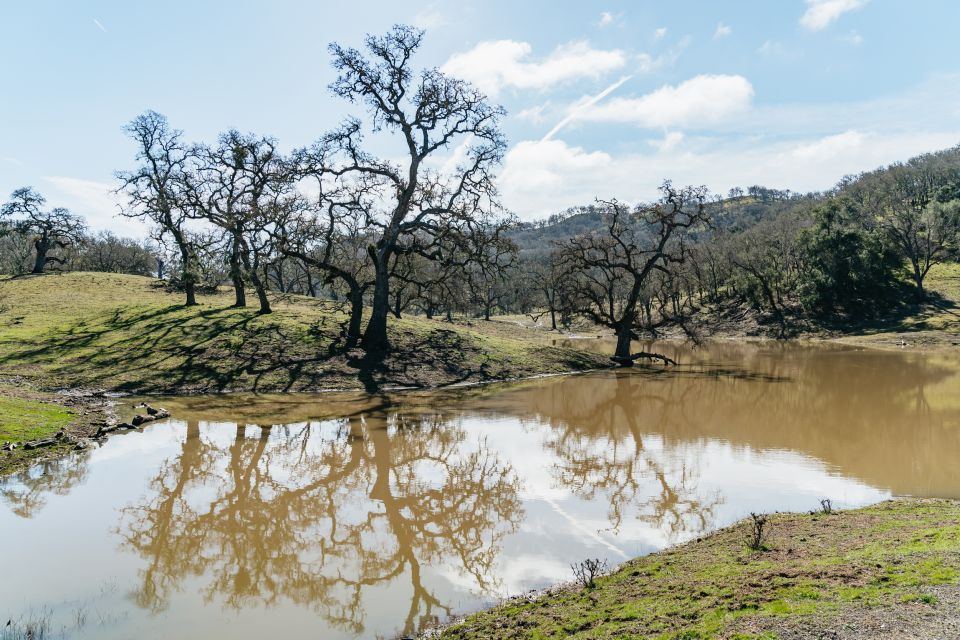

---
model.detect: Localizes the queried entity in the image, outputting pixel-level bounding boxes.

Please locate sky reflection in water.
[2,342,959,639]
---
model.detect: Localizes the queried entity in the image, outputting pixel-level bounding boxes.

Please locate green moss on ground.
[439,500,960,639]
[0,393,74,443]
[0,272,609,395]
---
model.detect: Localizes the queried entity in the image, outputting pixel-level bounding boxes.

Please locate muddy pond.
[2,341,959,639]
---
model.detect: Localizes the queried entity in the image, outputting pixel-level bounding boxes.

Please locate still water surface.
[2,342,960,639]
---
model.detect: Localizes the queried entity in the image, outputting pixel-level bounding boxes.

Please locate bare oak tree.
[187,130,295,314]
[1,187,85,273]
[560,182,711,365]
[117,111,200,305]
[324,25,506,350]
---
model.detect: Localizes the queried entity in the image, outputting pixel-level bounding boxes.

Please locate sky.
[2,0,960,235]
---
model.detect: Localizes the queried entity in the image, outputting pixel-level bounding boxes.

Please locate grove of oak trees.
[4,26,960,363]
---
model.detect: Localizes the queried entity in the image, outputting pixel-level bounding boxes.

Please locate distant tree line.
[2,25,960,362]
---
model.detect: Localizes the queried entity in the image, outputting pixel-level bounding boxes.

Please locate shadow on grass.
[818,288,959,336]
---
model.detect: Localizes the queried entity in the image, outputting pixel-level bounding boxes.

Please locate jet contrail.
[541,75,632,142]
[93,18,107,33]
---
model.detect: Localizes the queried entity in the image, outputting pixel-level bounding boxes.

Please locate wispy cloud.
[757,40,800,59]
[542,75,633,141]
[597,11,619,28]
[92,18,107,33]
[574,74,755,129]
[413,7,445,30]
[841,30,864,45]
[3,157,23,166]
[500,76,960,219]
[442,40,626,97]
[714,22,733,39]
[653,27,667,41]
[42,176,146,236]
[800,0,868,31]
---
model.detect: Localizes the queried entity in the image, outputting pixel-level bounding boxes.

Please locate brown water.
[2,342,960,639]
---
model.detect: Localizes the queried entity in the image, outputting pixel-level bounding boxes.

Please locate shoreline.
[428,498,960,639]
[4,330,958,476]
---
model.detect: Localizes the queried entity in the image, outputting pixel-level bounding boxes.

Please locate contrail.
[541,75,632,142]
[93,18,107,33]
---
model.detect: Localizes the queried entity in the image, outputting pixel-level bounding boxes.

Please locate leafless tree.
[560,182,712,364]
[117,111,200,305]
[186,130,296,314]
[323,25,507,350]
[277,172,374,345]
[0,187,86,273]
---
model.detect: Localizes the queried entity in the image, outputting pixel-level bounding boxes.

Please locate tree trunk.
[912,260,925,300]
[346,287,364,347]
[248,266,271,315]
[550,307,557,331]
[392,289,402,319]
[184,281,197,307]
[613,324,633,366]
[32,238,49,273]
[230,240,246,307]
[170,228,197,307]
[362,251,390,351]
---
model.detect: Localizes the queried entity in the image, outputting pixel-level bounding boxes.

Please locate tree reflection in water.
[0,452,91,518]
[539,372,720,538]
[117,410,522,637]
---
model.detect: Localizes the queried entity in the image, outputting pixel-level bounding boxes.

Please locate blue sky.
[2,0,960,233]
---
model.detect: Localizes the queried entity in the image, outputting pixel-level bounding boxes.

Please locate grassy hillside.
[0,272,609,395]
[439,499,960,639]
[833,262,960,348]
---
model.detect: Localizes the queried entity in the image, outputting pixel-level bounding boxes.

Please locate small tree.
[747,512,769,551]
[277,178,374,345]
[571,558,607,589]
[117,111,201,306]
[560,182,711,364]
[187,130,296,315]
[0,187,85,273]
[868,154,960,298]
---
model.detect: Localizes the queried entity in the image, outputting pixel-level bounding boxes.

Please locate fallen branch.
[24,438,58,450]
[610,351,678,366]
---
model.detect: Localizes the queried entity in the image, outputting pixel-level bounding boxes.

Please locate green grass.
[0,272,609,394]
[0,393,74,443]
[441,500,960,639]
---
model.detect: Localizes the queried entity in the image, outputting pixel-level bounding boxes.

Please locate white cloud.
[597,11,619,28]
[543,75,632,140]
[441,40,626,97]
[499,130,960,220]
[43,176,148,237]
[800,0,868,31]
[499,74,960,220]
[92,18,107,33]
[757,40,800,59]
[499,139,611,214]
[516,104,550,124]
[577,74,754,129]
[413,7,445,30]
[3,157,23,166]
[792,130,865,160]
[841,30,864,45]
[651,131,685,152]
[714,22,733,39]
[654,27,667,40]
